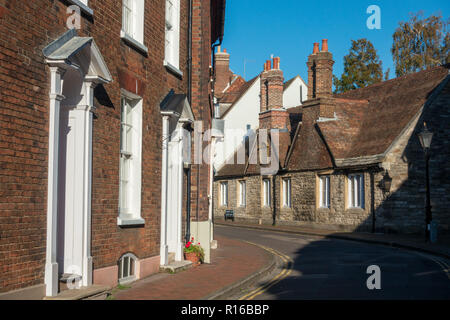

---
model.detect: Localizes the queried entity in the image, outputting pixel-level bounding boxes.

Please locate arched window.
[118,253,138,284]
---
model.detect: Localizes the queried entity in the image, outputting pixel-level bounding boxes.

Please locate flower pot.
[184,252,200,265]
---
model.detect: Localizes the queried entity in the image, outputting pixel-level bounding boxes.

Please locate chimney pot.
[313,43,320,54]
[273,57,280,69]
[266,60,272,71]
[223,48,227,53]
[321,39,328,52]
[217,45,221,53]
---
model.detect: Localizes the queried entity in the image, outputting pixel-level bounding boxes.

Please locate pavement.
[112,235,275,300]
[111,221,450,300]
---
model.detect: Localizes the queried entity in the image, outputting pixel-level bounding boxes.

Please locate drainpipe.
[184,164,191,243]
[160,114,170,266]
[209,135,216,242]
[187,0,192,104]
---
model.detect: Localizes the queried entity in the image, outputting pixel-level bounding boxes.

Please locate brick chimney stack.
[214,46,233,97]
[260,56,284,113]
[306,39,334,100]
[303,39,336,119]
[259,56,290,131]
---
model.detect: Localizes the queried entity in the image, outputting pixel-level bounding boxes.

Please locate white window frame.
[319,175,330,208]
[348,174,365,209]
[239,180,246,207]
[121,0,148,53]
[282,178,291,208]
[118,253,137,284]
[118,91,144,226]
[263,179,271,207]
[164,0,182,75]
[220,182,228,207]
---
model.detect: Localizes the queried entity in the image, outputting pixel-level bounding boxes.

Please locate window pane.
[356,176,361,207]
[351,177,356,207]
[288,179,291,207]
[118,258,123,279]
[166,0,174,29]
[123,0,133,36]
[130,257,135,276]
[123,257,129,277]
[263,179,270,206]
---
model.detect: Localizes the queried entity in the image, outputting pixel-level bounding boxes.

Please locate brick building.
[0,0,225,299]
[214,40,450,236]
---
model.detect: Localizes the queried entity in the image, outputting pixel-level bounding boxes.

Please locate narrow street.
[215,225,450,300]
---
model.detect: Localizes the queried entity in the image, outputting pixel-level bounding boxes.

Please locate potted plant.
[184,237,205,265]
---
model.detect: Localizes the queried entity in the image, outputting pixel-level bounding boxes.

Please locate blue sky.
[221,0,450,83]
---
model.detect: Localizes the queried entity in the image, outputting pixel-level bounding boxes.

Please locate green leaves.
[334,39,383,93]
[392,12,449,77]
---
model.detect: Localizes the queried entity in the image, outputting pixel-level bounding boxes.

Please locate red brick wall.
[190,0,212,222]
[214,50,232,96]
[0,0,214,293]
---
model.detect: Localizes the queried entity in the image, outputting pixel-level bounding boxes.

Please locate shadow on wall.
[373,82,450,236]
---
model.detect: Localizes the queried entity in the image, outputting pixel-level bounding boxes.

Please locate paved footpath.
[113,235,273,300]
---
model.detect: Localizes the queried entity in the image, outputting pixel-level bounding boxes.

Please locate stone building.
[0,0,226,299]
[214,39,450,236]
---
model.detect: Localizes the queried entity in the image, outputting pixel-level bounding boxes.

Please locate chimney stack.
[259,56,289,131]
[307,39,334,100]
[260,56,284,113]
[214,47,233,97]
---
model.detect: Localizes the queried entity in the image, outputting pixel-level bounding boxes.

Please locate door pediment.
[43,29,112,84]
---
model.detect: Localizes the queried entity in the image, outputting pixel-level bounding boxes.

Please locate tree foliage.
[333,39,383,93]
[391,12,449,77]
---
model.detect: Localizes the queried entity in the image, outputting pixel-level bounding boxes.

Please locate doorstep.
[160,260,193,274]
[43,284,111,300]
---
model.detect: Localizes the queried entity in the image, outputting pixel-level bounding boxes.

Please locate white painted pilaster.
[45,66,65,297]
[160,115,170,266]
[81,80,96,286]
[175,133,184,262]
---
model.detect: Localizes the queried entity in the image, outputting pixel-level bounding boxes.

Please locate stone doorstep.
[43,284,112,300]
[160,260,193,274]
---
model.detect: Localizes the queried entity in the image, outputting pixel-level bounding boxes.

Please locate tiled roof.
[216,64,449,178]
[219,76,248,103]
[322,64,450,161]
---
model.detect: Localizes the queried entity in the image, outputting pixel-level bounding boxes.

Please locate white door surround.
[43,30,112,296]
[160,94,194,265]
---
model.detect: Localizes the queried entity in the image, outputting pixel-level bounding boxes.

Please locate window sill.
[346,207,365,213]
[164,60,183,78]
[120,30,148,55]
[66,0,94,16]
[117,214,145,226]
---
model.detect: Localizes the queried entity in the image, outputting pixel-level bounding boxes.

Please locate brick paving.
[113,235,272,300]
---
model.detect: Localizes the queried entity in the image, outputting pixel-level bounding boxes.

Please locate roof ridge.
[334,64,449,98]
